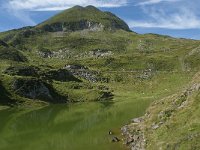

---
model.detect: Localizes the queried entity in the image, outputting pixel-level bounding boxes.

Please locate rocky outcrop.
[99,90,113,100]
[64,64,108,83]
[37,48,73,59]
[65,64,88,70]
[37,48,53,58]
[4,66,80,82]
[0,80,15,105]
[4,66,39,77]
[12,78,67,103]
[88,49,113,58]
[41,20,104,32]
[42,69,81,82]
[37,48,113,59]
[121,120,145,150]
[137,69,154,80]
[64,65,98,82]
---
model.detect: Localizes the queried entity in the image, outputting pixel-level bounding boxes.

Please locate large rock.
[64,64,108,83]
[42,69,81,82]
[64,64,98,82]
[0,81,15,105]
[65,64,88,70]
[12,78,67,103]
[131,117,144,123]
[4,66,39,77]
[88,49,113,58]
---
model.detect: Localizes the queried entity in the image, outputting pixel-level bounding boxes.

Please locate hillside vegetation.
[0,5,199,150]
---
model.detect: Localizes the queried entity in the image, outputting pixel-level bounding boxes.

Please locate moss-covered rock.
[0,80,15,105]
[0,47,27,62]
[42,69,81,82]
[4,66,39,77]
[12,78,67,103]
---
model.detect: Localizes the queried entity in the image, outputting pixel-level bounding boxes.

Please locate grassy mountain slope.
[0,6,199,105]
[123,72,200,150]
[37,5,130,32]
[145,72,200,150]
[0,5,200,149]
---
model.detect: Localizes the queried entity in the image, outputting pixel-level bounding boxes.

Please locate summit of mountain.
[36,5,131,32]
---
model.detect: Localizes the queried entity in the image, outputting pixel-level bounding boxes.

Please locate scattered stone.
[64,64,88,70]
[37,48,73,59]
[88,49,113,58]
[108,130,113,135]
[121,125,128,136]
[151,124,159,130]
[137,69,154,80]
[64,64,106,83]
[131,117,144,123]
[121,120,145,150]
[111,136,120,142]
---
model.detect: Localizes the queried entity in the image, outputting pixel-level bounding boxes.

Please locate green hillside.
[37,5,130,32]
[0,5,199,150]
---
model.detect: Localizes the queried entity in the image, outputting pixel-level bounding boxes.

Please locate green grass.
[130,72,200,150]
[0,5,200,150]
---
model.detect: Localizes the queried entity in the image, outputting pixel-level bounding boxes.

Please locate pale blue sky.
[0,0,200,39]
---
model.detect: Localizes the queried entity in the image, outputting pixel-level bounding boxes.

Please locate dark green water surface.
[0,96,150,150]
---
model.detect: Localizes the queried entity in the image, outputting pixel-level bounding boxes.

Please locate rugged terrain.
[122,72,200,150]
[0,5,200,150]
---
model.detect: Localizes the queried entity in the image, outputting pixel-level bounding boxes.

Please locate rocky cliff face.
[41,20,104,32]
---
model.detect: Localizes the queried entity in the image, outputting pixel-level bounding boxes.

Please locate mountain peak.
[37,5,130,32]
[71,5,84,10]
[85,5,99,10]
